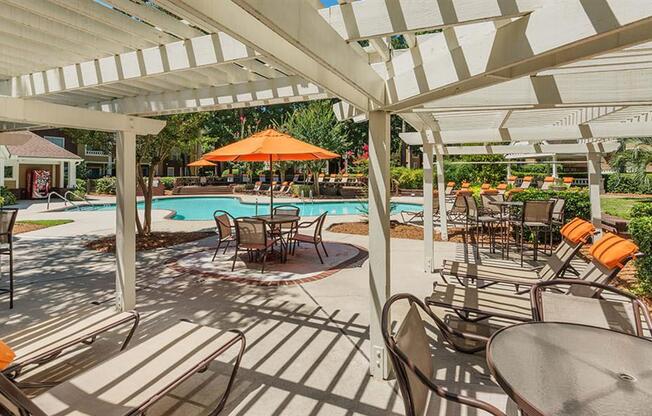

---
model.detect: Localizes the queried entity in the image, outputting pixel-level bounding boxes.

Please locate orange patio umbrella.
[203,129,339,216]
[187,159,216,167]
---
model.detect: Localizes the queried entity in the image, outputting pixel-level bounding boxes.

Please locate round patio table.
[486,322,652,416]
[253,214,300,262]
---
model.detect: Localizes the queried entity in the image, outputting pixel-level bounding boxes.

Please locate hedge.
[604,173,652,194]
[508,188,591,221]
[629,216,652,295]
[159,177,175,190]
[95,176,117,195]
[391,167,423,189]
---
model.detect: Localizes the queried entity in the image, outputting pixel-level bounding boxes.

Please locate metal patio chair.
[233,217,277,273]
[509,199,555,266]
[531,279,652,337]
[290,212,328,263]
[382,294,508,416]
[0,208,18,308]
[212,210,236,260]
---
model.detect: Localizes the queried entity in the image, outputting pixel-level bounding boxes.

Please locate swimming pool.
[79,196,422,220]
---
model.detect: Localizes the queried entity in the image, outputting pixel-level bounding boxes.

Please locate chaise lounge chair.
[400,193,440,224]
[540,176,554,190]
[0,321,245,416]
[427,232,641,323]
[1,307,139,385]
[519,176,533,189]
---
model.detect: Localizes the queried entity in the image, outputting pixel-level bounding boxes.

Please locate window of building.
[167,167,175,177]
[4,166,13,179]
[45,136,65,148]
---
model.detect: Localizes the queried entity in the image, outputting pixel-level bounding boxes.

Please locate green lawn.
[17,219,74,227]
[601,196,652,220]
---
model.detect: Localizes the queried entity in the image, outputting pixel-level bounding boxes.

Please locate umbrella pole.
[270,155,274,218]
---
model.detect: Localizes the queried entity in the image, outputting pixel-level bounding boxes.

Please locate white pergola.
[2,0,652,380]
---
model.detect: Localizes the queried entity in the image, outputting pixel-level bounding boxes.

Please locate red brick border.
[165,243,369,286]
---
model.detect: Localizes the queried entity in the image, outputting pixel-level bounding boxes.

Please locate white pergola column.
[422,143,434,272]
[552,155,558,178]
[115,131,137,311]
[68,161,77,188]
[59,161,65,188]
[587,152,603,233]
[367,110,391,379]
[436,153,448,241]
[0,159,5,188]
[506,164,511,181]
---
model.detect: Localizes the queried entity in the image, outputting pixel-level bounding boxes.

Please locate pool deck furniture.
[440,217,595,290]
[382,293,508,415]
[486,322,652,416]
[2,307,139,385]
[290,212,329,264]
[427,233,641,324]
[509,199,555,266]
[0,208,17,309]
[233,217,280,273]
[0,322,245,416]
[212,210,237,260]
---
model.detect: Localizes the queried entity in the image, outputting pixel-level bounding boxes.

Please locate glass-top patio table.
[253,214,300,263]
[486,322,652,416]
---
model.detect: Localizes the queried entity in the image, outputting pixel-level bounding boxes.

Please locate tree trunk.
[136,163,149,235]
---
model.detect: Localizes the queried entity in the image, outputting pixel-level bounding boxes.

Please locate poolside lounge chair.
[563,176,574,187]
[0,322,245,416]
[531,279,652,337]
[507,176,517,186]
[0,208,17,308]
[279,182,293,196]
[428,232,641,323]
[2,307,139,384]
[292,173,300,183]
[520,176,533,189]
[480,183,491,191]
[276,181,289,194]
[400,194,440,224]
[290,212,328,263]
[245,181,262,194]
[382,294,510,415]
[460,181,470,190]
[541,176,554,190]
[444,181,455,195]
[212,210,236,260]
[496,183,508,194]
[441,217,595,290]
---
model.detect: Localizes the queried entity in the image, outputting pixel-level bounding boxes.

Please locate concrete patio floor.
[0,197,525,415]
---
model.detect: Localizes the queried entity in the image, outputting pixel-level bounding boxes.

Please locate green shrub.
[291,184,313,197]
[73,179,87,197]
[159,177,175,190]
[0,187,16,206]
[604,173,652,194]
[629,216,652,295]
[509,188,591,221]
[95,176,117,195]
[391,167,423,189]
[631,202,652,219]
[0,196,6,207]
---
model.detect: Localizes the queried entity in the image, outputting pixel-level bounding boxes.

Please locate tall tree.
[280,100,349,195]
[611,137,652,185]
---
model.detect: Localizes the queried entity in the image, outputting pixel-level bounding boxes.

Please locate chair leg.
[231,247,239,271]
[223,240,230,255]
[519,227,524,267]
[9,248,13,310]
[212,241,222,261]
[261,251,267,273]
[320,241,328,257]
[314,243,324,264]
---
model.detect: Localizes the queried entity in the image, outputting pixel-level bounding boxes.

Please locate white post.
[436,153,448,241]
[423,143,434,272]
[108,154,113,176]
[59,161,65,188]
[115,131,137,311]
[552,155,558,178]
[0,159,5,188]
[506,163,511,181]
[587,152,602,234]
[68,161,77,188]
[368,111,391,379]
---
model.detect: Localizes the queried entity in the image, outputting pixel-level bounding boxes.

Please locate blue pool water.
[80,196,422,220]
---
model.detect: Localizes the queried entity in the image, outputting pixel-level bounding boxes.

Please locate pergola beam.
[0,96,165,135]
[156,0,385,112]
[433,141,621,156]
[400,121,652,145]
[385,0,652,111]
[319,0,543,41]
[89,77,327,116]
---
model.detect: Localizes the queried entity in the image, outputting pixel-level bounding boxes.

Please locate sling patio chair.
[562,176,574,188]
[509,199,555,266]
[382,294,510,415]
[1,306,139,386]
[290,212,328,263]
[496,183,508,194]
[446,191,470,226]
[232,217,278,273]
[463,195,500,248]
[519,176,533,189]
[531,279,652,337]
[0,208,18,308]
[0,322,245,416]
[400,193,440,224]
[440,217,595,291]
[427,232,641,323]
[540,176,554,190]
[507,176,517,187]
[212,210,236,260]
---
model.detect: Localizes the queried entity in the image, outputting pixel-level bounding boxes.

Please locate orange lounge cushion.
[481,184,491,190]
[522,176,533,181]
[481,189,498,195]
[544,176,554,182]
[563,177,574,184]
[589,233,639,270]
[497,183,508,190]
[508,176,517,181]
[0,341,15,371]
[447,181,456,187]
[560,218,595,244]
[456,189,472,196]
[461,182,471,188]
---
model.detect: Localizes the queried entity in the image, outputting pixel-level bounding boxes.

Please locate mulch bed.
[85,231,213,253]
[14,223,48,234]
